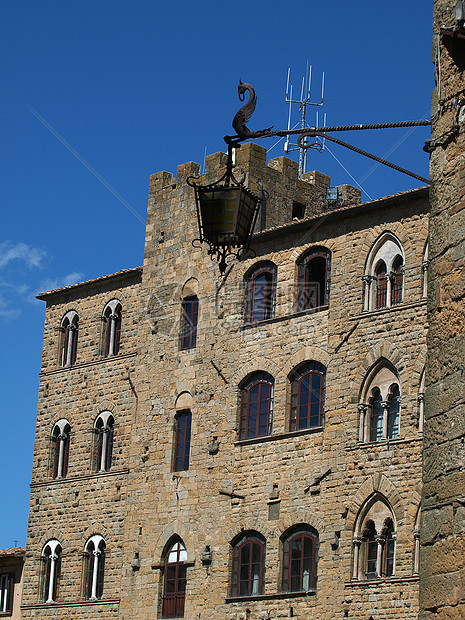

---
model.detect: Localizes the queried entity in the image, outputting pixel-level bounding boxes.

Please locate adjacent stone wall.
[421,0,465,617]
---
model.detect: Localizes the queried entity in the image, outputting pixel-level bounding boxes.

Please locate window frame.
[244,262,277,323]
[162,538,187,619]
[180,297,199,350]
[281,525,318,593]
[297,248,331,312]
[84,536,106,601]
[230,532,265,598]
[173,410,192,472]
[60,311,78,367]
[239,372,274,440]
[51,420,71,479]
[0,574,13,615]
[42,540,62,603]
[102,300,122,357]
[94,412,114,473]
[289,362,326,431]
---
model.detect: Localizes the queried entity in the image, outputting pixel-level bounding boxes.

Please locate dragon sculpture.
[230,80,272,141]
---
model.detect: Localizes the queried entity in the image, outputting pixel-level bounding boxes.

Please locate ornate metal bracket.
[224,81,431,184]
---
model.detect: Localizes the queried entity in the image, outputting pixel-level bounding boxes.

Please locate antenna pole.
[284,63,325,178]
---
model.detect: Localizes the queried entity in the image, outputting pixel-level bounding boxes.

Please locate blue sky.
[0,1,433,549]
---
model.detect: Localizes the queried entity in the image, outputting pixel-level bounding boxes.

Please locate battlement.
[148,142,361,231]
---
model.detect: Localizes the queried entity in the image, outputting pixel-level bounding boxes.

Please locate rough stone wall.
[421,0,465,617]
[118,151,428,619]
[21,271,142,618]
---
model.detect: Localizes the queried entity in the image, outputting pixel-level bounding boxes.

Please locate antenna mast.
[284,63,325,178]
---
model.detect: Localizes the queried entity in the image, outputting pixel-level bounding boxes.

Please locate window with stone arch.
[60,310,79,367]
[51,419,71,479]
[102,299,122,357]
[161,536,187,618]
[42,539,62,603]
[84,535,106,600]
[352,494,396,581]
[358,362,401,442]
[239,372,274,440]
[281,524,318,593]
[94,412,114,472]
[296,247,331,312]
[289,361,326,431]
[363,233,405,311]
[230,531,266,597]
[244,261,277,323]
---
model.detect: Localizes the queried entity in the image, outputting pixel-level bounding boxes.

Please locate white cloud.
[0,292,20,319]
[0,242,46,269]
[34,272,85,299]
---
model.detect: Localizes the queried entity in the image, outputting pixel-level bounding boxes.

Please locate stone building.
[21,140,429,619]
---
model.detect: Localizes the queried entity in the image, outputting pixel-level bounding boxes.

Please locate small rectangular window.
[180,298,198,350]
[0,574,13,614]
[174,411,192,471]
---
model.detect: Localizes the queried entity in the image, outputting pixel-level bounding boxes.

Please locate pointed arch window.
[364,234,404,311]
[239,372,274,440]
[60,311,78,367]
[180,297,198,350]
[281,525,318,593]
[94,412,114,472]
[102,300,122,357]
[352,495,396,581]
[162,538,187,618]
[297,248,331,311]
[42,540,62,603]
[359,363,401,442]
[84,535,105,600]
[231,532,265,597]
[244,262,277,323]
[51,420,71,479]
[289,362,326,431]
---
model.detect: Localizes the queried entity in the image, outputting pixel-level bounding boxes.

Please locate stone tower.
[421,0,465,617]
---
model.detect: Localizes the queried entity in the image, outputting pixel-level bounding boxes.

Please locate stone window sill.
[241,305,329,330]
[225,590,316,602]
[235,426,324,447]
[346,575,418,587]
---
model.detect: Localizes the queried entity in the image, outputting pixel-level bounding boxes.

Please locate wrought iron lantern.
[188,150,260,275]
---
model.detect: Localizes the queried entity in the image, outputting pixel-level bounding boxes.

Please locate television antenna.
[284,63,326,178]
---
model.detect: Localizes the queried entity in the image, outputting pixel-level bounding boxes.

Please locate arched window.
[173,410,192,472]
[51,419,71,479]
[289,362,326,431]
[281,525,318,593]
[102,300,122,357]
[42,540,62,603]
[60,311,78,367]
[353,495,396,580]
[162,538,187,618]
[359,363,401,442]
[94,412,114,472]
[180,296,198,350]
[231,531,265,597]
[84,535,106,600]
[297,248,331,311]
[364,233,404,311]
[244,262,277,323]
[239,372,274,440]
